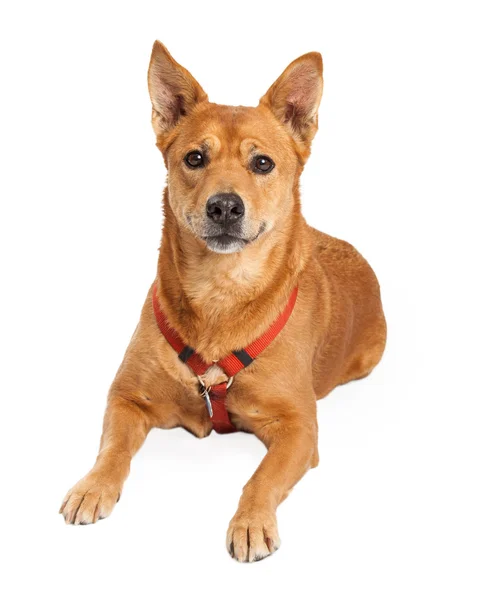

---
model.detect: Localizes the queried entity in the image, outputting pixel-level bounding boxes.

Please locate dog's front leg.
[227,408,318,562]
[60,396,152,525]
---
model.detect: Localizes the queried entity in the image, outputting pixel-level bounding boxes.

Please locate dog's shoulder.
[307,226,361,263]
[306,225,379,292]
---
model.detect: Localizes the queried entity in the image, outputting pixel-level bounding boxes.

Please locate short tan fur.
[60,42,386,563]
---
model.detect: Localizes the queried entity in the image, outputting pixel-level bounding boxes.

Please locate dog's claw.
[226,511,281,562]
[60,475,122,525]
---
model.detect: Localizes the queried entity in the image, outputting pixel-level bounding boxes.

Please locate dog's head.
[148,42,323,254]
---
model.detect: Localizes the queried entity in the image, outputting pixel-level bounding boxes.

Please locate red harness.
[152,284,298,434]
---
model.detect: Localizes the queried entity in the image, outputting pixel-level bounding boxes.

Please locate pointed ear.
[259,52,323,149]
[147,41,208,139]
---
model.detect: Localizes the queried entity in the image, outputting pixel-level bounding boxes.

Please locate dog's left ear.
[148,41,208,141]
[259,52,323,151]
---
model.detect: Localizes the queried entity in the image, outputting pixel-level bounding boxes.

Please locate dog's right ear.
[148,41,208,140]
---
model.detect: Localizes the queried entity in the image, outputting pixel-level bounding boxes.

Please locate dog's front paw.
[59,473,121,525]
[226,506,281,562]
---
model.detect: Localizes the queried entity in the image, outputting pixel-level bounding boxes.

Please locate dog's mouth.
[202,233,248,254]
[202,223,266,254]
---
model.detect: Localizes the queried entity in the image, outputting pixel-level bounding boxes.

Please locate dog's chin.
[204,234,247,254]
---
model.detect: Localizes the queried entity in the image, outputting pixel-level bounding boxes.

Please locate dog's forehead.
[175,103,288,149]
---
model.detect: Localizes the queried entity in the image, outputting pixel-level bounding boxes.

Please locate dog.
[60,41,387,562]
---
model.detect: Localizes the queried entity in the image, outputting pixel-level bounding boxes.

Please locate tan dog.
[60,41,386,562]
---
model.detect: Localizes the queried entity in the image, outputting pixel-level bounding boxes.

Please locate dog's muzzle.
[203,193,247,253]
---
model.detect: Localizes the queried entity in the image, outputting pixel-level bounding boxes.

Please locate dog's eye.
[252,155,275,174]
[184,151,204,168]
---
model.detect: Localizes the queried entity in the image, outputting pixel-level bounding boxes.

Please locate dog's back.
[304,228,386,397]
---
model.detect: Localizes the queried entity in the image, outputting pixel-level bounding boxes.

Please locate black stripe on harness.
[233,349,254,367]
[178,345,195,363]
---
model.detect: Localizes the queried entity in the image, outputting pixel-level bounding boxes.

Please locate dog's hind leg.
[59,396,152,525]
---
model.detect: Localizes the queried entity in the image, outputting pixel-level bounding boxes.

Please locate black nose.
[206,193,245,224]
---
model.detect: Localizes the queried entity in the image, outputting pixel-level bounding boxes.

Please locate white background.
[1,1,478,598]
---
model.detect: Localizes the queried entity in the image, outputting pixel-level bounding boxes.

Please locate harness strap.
[208,382,235,434]
[152,284,298,433]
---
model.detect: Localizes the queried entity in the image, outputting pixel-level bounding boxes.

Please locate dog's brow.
[201,135,221,153]
[240,138,266,158]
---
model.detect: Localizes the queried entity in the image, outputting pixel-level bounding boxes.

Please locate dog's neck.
[156,190,310,362]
